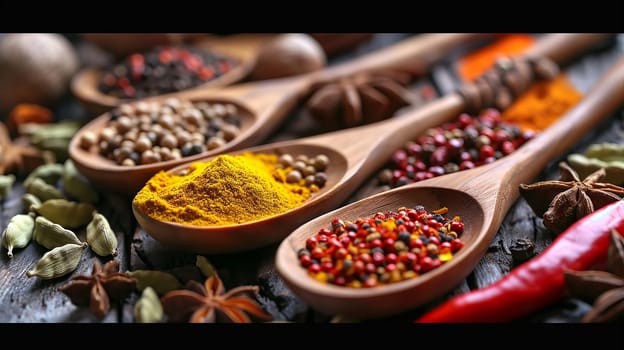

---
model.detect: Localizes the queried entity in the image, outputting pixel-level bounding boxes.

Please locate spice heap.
[78,98,242,166]
[378,108,534,188]
[98,46,238,99]
[298,206,465,288]
[133,152,330,226]
[501,74,583,132]
[457,34,535,82]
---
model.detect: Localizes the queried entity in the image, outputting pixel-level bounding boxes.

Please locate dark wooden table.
[1,33,623,324]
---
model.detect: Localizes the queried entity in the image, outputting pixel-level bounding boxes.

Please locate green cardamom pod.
[585,143,624,162]
[127,270,182,295]
[33,216,83,250]
[26,242,87,279]
[31,199,95,229]
[2,213,35,258]
[22,193,42,212]
[62,159,99,204]
[24,163,64,188]
[30,122,81,147]
[134,286,163,323]
[0,174,16,200]
[567,153,624,186]
[196,255,216,278]
[25,177,64,202]
[86,212,117,257]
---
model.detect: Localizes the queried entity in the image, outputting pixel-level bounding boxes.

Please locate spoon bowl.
[71,34,277,115]
[275,55,624,319]
[133,142,349,253]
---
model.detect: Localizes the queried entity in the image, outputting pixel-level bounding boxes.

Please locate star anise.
[305,70,417,131]
[160,273,272,323]
[565,230,624,322]
[0,122,51,175]
[519,162,624,234]
[59,258,137,319]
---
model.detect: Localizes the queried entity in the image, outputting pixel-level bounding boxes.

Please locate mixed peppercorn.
[78,98,242,166]
[298,205,465,288]
[98,46,238,99]
[379,108,535,188]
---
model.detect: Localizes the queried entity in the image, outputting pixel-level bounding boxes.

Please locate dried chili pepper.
[415,199,624,323]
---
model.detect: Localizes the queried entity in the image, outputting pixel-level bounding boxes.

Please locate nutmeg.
[250,33,326,81]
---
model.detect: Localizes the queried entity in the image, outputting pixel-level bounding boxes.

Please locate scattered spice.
[509,238,535,265]
[501,74,583,132]
[519,162,624,235]
[457,34,535,82]
[133,152,320,226]
[79,98,242,166]
[565,230,624,322]
[378,108,534,188]
[98,46,238,99]
[416,200,624,323]
[298,205,465,288]
[306,70,416,131]
[59,259,137,319]
[160,273,272,323]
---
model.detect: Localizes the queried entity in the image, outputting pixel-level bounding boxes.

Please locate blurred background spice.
[97,46,238,99]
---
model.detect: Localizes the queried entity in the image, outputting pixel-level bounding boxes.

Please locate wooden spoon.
[71,34,277,115]
[274,55,624,320]
[131,34,617,254]
[70,33,493,195]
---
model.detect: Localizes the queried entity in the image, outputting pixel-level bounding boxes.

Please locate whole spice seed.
[134,286,163,323]
[62,159,99,203]
[297,205,465,288]
[98,46,238,99]
[31,199,95,229]
[379,108,534,188]
[26,242,88,279]
[24,177,64,202]
[59,259,136,319]
[0,174,16,199]
[519,162,624,235]
[415,200,624,323]
[86,212,118,257]
[160,273,272,323]
[32,216,82,250]
[2,213,35,258]
[80,97,243,166]
[21,193,41,212]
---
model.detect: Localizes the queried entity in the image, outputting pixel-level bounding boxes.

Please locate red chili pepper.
[415,199,624,323]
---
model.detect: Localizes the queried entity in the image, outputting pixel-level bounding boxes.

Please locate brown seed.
[286,170,302,183]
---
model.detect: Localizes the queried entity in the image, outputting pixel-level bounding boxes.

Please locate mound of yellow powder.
[133,153,311,226]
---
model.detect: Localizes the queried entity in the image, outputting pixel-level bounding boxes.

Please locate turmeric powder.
[501,74,583,132]
[133,152,311,226]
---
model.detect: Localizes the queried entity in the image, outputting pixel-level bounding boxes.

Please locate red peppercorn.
[451,221,465,234]
[501,141,516,155]
[311,247,325,259]
[459,160,475,170]
[372,252,386,266]
[385,263,397,272]
[300,255,312,267]
[308,264,321,274]
[306,236,318,250]
[479,145,496,160]
[334,248,348,260]
[451,238,464,252]
[458,113,473,127]
[428,236,440,245]
[334,276,347,286]
[385,253,398,264]
[370,239,383,249]
[410,238,424,249]
[321,261,334,272]
[365,263,377,274]
[421,256,435,272]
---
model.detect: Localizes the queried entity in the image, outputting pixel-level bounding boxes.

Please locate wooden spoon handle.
[525,33,615,65]
[314,33,490,80]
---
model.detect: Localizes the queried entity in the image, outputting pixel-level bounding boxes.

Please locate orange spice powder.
[501,74,583,132]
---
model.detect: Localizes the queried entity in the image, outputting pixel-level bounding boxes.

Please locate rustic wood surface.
[1,33,623,323]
